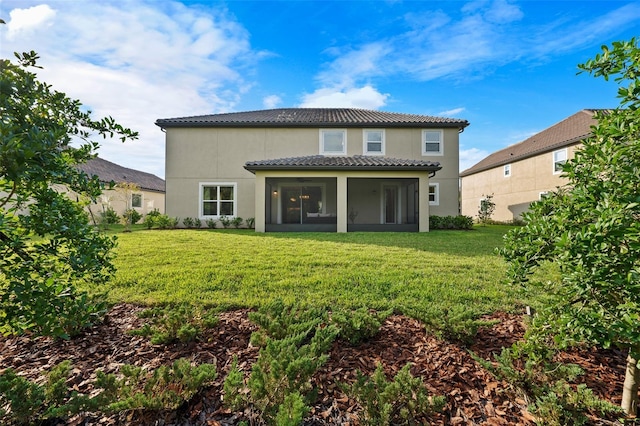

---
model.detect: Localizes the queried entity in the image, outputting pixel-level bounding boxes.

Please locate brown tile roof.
[460,109,601,177]
[156,108,469,129]
[244,155,441,173]
[77,157,165,193]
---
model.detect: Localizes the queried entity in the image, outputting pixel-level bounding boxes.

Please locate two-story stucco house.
[460,109,599,222]
[156,108,469,232]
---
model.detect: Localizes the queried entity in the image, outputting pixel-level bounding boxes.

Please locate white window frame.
[503,164,511,177]
[199,182,237,218]
[428,183,439,206]
[131,193,143,208]
[539,191,550,200]
[363,129,385,155]
[422,129,444,156]
[319,129,347,155]
[553,148,567,174]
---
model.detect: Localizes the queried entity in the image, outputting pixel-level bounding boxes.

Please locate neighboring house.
[460,109,600,222]
[156,108,469,232]
[77,157,165,221]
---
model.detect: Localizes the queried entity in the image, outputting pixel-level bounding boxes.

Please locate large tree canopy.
[0,51,137,338]
[501,38,640,414]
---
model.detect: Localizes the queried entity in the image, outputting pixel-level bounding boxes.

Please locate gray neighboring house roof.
[156,108,469,130]
[244,155,442,173]
[77,157,165,193]
[460,109,602,177]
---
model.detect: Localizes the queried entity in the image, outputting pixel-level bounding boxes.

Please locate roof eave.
[156,120,468,130]
[460,135,588,177]
[244,165,443,174]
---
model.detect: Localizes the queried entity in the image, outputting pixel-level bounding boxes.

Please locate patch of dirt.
[0,305,633,425]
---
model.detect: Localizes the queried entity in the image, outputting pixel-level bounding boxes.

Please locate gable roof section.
[156,108,469,130]
[460,109,600,177]
[77,157,165,193]
[244,155,442,173]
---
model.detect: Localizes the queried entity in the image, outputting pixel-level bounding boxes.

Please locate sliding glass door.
[281,186,323,224]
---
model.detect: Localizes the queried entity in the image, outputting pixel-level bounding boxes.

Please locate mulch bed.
[0,304,633,425]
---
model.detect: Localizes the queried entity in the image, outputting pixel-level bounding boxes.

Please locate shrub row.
[429,215,474,230]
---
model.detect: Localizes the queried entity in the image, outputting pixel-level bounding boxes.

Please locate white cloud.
[299,85,389,109]
[438,107,466,117]
[459,147,490,172]
[6,4,56,40]
[0,0,260,178]
[263,95,282,109]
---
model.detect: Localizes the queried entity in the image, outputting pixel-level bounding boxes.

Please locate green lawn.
[87,226,545,324]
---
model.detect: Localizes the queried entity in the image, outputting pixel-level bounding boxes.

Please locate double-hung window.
[320,129,346,155]
[504,164,511,177]
[553,149,567,174]
[200,183,236,217]
[363,129,384,155]
[428,183,439,205]
[422,130,443,156]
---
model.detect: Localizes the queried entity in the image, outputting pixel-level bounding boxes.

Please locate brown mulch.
[0,305,633,425]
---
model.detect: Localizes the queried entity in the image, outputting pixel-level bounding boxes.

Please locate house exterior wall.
[84,188,165,222]
[460,143,580,222]
[165,126,461,222]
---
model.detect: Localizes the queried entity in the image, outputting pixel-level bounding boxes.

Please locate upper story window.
[504,164,511,177]
[320,129,346,155]
[429,183,439,205]
[131,193,142,208]
[363,129,385,155]
[200,182,237,217]
[422,130,443,156]
[553,148,567,174]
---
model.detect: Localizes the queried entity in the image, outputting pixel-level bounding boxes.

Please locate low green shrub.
[232,217,243,228]
[182,217,195,228]
[409,305,496,344]
[193,218,202,228]
[248,299,328,346]
[100,207,120,225]
[97,358,217,412]
[346,363,445,425]
[129,304,219,345]
[223,356,245,411]
[122,209,142,225]
[245,217,255,229]
[206,218,217,229]
[219,216,231,228]
[0,361,99,424]
[275,391,308,426]
[331,307,393,345]
[429,215,474,230]
[473,340,622,425]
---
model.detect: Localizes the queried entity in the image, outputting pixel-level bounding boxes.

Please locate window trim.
[421,129,444,156]
[319,129,347,155]
[553,148,567,174]
[363,129,385,155]
[503,164,511,177]
[199,182,237,218]
[131,193,143,208]
[428,183,439,206]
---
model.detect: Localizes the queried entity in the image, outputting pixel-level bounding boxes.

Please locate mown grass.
[83,226,547,323]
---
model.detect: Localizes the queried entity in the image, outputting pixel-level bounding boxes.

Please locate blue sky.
[1,0,639,179]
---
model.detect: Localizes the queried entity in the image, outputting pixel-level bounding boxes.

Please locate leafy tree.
[0,52,137,338]
[501,38,640,415]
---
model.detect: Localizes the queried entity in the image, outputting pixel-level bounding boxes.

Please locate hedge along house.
[156,108,469,232]
[460,109,599,222]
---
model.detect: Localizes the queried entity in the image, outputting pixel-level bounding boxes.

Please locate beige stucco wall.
[460,143,580,222]
[165,126,461,222]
